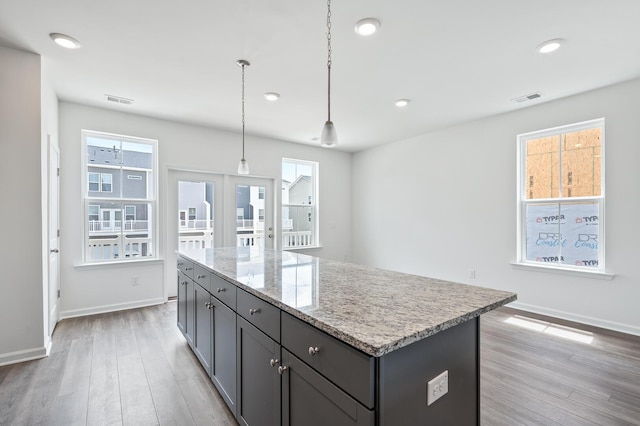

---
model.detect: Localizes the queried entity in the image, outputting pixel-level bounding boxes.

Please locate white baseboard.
[60,297,166,319]
[508,301,640,337]
[0,346,48,367]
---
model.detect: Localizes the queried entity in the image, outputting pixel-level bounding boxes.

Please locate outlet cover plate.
[427,370,449,406]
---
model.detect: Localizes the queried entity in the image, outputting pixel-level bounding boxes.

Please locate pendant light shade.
[321,121,337,147]
[320,0,338,147]
[237,158,250,175]
[237,59,250,175]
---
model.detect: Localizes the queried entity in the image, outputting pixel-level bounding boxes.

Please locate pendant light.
[237,59,251,175]
[320,0,338,147]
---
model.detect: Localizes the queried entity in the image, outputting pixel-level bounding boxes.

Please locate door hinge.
[57,229,60,237]
[57,167,60,177]
[57,289,61,298]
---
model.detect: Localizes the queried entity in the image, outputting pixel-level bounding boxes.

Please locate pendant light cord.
[326,0,332,122]
[241,63,246,159]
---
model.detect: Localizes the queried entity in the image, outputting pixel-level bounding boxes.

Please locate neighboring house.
[286,175,312,234]
[87,144,152,257]
[178,181,213,228]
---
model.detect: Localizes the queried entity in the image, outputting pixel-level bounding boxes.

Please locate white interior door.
[48,138,60,336]
[227,176,274,249]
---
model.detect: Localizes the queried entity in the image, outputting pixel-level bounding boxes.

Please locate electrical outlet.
[427,370,449,406]
[468,269,476,279]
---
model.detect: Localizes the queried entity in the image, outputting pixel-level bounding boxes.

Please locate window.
[83,130,157,262]
[188,207,196,221]
[88,173,100,192]
[282,158,318,248]
[88,172,113,192]
[517,118,604,271]
[124,205,136,221]
[258,187,265,199]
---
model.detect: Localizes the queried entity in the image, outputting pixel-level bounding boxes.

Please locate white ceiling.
[1,0,639,152]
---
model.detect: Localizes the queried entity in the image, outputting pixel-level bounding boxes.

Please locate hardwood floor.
[0,303,638,425]
[481,307,640,426]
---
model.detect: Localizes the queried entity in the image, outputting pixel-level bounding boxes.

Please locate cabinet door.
[185,277,195,348]
[236,316,281,426]
[177,272,188,335]
[194,283,212,374]
[281,349,374,426]
[211,296,237,416]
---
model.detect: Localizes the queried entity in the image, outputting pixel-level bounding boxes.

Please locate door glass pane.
[236,184,265,248]
[178,181,214,249]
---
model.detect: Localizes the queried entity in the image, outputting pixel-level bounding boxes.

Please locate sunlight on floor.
[505,315,594,344]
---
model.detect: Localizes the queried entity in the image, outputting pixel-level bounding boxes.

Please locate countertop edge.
[178,250,517,357]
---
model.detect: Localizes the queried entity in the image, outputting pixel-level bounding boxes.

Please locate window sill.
[74,258,164,271]
[282,245,323,252]
[511,262,614,280]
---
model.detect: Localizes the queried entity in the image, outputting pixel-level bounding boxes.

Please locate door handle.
[50,249,59,253]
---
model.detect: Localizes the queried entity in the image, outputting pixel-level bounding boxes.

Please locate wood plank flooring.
[0,303,638,425]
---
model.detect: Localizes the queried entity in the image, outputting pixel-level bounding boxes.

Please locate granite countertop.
[178,247,517,357]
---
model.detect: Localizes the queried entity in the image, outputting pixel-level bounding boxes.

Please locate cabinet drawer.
[211,274,237,310]
[193,264,211,293]
[237,289,280,342]
[281,312,375,409]
[282,349,375,426]
[177,257,194,279]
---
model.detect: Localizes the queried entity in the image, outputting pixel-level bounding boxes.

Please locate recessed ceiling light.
[537,38,564,54]
[264,92,280,101]
[49,33,81,49]
[354,18,381,36]
[395,99,410,108]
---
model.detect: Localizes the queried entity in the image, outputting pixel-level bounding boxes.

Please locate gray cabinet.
[185,273,195,348]
[194,283,212,373]
[210,296,237,416]
[177,271,188,336]
[236,316,281,426]
[281,349,375,426]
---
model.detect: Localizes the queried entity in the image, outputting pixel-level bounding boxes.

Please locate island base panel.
[377,318,479,425]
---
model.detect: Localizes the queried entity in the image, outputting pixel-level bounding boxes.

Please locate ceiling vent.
[105,94,134,105]
[512,92,542,103]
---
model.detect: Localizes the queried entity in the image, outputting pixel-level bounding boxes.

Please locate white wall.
[58,102,352,317]
[0,45,46,365]
[352,77,640,335]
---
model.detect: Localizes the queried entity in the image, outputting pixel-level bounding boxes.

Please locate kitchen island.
[176,247,516,425]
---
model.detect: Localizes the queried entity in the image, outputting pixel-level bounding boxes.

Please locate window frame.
[516,118,606,274]
[282,158,319,250]
[82,130,158,263]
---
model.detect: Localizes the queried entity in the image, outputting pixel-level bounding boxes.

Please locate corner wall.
[0,45,45,364]
[352,78,640,335]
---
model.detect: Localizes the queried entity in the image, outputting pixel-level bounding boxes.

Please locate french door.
[166,170,274,298]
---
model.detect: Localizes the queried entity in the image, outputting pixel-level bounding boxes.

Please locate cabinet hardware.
[50,248,59,253]
[197,275,206,279]
[185,267,193,271]
[181,281,187,286]
[278,366,288,375]
[206,302,213,309]
[249,308,260,315]
[270,358,280,367]
[177,262,184,266]
[308,346,320,356]
[217,288,226,293]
